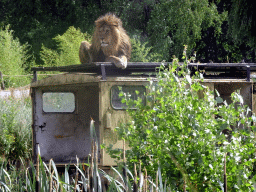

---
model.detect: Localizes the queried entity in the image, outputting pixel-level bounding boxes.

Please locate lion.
[79,13,131,69]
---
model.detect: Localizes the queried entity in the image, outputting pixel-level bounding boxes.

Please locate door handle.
[39,122,46,133]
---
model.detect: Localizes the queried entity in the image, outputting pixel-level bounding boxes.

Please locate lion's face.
[98,25,111,47]
[97,24,120,55]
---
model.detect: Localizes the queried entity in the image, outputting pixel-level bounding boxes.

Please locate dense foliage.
[0,97,32,162]
[147,0,227,60]
[0,26,34,87]
[109,56,256,191]
[0,0,255,87]
[40,26,89,67]
[0,0,255,66]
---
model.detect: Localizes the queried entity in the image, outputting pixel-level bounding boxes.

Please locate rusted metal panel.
[33,84,99,164]
[31,87,37,163]
[30,73,101,87]
[99,80,149,166]
[31,70,255,167]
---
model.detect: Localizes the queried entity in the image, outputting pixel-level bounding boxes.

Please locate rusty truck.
[30,62,256,169]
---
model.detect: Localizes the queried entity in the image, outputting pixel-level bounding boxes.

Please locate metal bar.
[30,63,256,77]
[101,64,106,80]
[33,71,37,82]
[247,65,251,82]
[31,87,37,164]
[189,63,256,67]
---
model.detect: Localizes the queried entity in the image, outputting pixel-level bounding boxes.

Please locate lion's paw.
[106,56,127,69]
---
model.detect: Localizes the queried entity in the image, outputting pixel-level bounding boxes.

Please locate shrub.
[130,35,163,62]
[40,26,90,67]
[0,25,34,88]
[108,56,256,191]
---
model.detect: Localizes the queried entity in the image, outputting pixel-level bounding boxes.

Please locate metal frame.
[31,62,256,82]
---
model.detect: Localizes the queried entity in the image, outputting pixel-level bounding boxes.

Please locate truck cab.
[31,63,152,167]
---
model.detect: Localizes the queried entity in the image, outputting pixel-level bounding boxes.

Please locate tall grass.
[0,120,164,191]
[0,97,32,163]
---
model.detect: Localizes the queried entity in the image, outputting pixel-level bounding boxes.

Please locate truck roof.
[31,62,256,87]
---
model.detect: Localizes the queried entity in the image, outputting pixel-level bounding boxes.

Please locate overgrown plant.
[0,119,166,192]
[0,25,34,88]
[40,26,91,67]
[130,35,163,62]
[0,97,32,163]
[108,51,256,191]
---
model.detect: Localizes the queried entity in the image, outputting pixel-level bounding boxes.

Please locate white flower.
[223,141,230,145]
[205,129,210,133]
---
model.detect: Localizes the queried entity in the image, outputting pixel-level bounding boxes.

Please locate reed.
[0,117,164,192]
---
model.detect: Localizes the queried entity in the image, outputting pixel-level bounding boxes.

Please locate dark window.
[111,86,146,109]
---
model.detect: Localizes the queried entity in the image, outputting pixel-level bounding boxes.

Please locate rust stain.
[54,135,64,138]
[54,135,72,139]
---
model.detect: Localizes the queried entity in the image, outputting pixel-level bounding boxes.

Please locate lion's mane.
[79,13,131,67]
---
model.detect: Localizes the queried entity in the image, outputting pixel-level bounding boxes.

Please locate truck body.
[30,62,256,167]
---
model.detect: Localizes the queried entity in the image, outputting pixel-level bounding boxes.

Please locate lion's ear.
[116,19,122,27]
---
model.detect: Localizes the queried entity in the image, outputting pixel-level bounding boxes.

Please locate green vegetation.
[40,26,90,67]
[1,0,255,66]
[130,35,163,62]
[147,0,227,61]
[0,26,34,87]
[0,0,255,87]
[0,120,164,191]
[0,0,256,191]
[0,97,32,163]
[107,55,256,191]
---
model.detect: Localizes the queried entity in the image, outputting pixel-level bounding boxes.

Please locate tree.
[147,0,227,61]
[226,0,256,62]
[228,0,256,47]
[40,26,89,67]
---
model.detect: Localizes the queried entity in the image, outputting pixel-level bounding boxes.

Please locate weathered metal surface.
[31,66,256,167]
[31,63,256,80]
[30,73,101,87]
[31,73,152,88]
[33,84,99,164]
[252,84,256,115]
[99,80,149,166]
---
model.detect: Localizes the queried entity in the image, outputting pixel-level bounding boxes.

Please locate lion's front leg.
[106,55,127,69]
[79,41,92,64]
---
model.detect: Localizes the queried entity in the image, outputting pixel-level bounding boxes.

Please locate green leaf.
[216,97,223,103]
